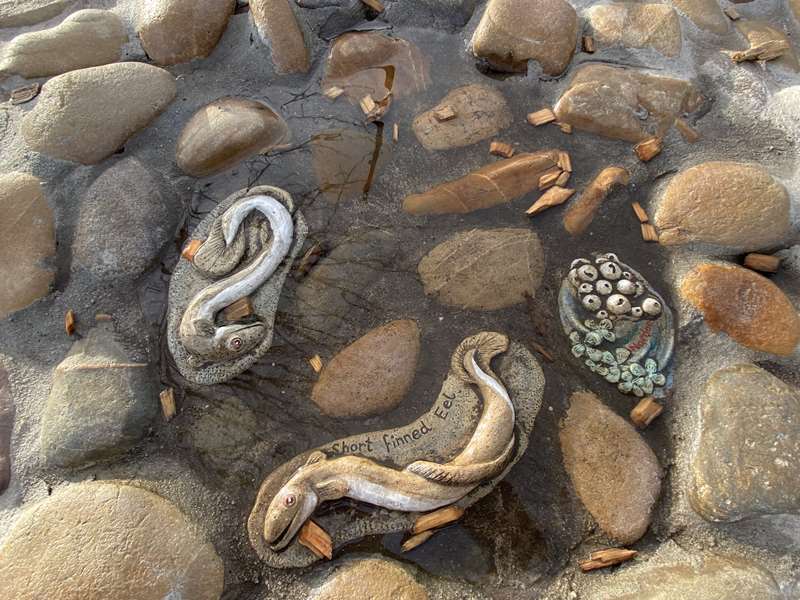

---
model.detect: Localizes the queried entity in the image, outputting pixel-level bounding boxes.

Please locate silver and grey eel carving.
[179,194,294,362]
[262,332,515,552]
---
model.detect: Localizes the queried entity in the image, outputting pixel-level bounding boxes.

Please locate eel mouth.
[268,509,306,552]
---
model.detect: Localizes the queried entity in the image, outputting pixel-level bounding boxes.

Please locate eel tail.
[450,331,509,383]
[404,436,515,485]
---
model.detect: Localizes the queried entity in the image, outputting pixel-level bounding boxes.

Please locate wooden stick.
[634,137,662,162]
[433,105,456,122]
[727,39,789,62]
[393,123,399,142]
[527,108,556,126]
[412,505,464,535]
[555,170,571,187]
[323,86,344,100]
[360,0,384,12]
[744,253,781,273]
[724,6,740,20]
[538,167,562,190]
[526,186,575,216]
[557,151,572,172]
[309,355,323,373]
[630,396,662,429]
[580,548,637,572]
[65,310,76,336]
[160,388,177,421]
[631,202,649,223]
[222,297,254,322]
[558,122,573,134]
[298,520,333,560]
[489,141,514,158]
[181,239,203,262]
[563,167,630,236]
[641,223,659,242]
[530,340,555,362]
[674,118,700,143]
[402,530,434,552]
[582,35,595,53]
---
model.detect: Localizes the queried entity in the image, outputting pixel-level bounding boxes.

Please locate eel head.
[181,319,266,361]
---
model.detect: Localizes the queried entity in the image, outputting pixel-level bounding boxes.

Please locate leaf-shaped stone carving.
[418,228,545,310]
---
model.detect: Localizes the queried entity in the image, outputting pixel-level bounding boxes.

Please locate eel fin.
[450,332,509,382]
[404,436,515,485]
[316,478,348,501]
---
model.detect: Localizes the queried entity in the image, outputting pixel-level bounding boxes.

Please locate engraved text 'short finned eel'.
[262,332,515,552]
[179,195,294,362]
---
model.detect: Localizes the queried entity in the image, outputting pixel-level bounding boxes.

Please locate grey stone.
[586,3,682,57]
[668,0,728,34]
[72,158,179,282]
[0,0,72,28]
[0,367,12,495]
[0,482,224,600]
[40,324,158,468]
[690,364,800,522]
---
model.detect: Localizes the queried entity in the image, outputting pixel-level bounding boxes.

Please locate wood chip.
[563,166,630,236]
[558,122,573,134]
[526,108,556,126]
[727,39,789,62]
[582,35,595,53]
[160,388,177,421]
[181,239,203,262]
[64,310,76,336]
[674,118,700,143]
[401,530,434,552]
[724,6,740,20]
[580,548,638,572]
[631,202,649,223]
[94,313,113,322]
[526,186,575,216]
[641,223,659,242]
[294,242,324,279]
[634,136,662,162]
[433,105,456,122]
[530,340,555,362]
[222,297,254,322]
[309,354,324,373]
[412,505,464,535]
[323,86,344,100]
[489,141,514,158]
[538,167,562,190]
[298,519,333,560]
[393,122,399,143]
[555,170,571,187]
[359,94,377,115]
[360,0,385,12]
[744,253,781,273]
[557,151,572,172]
[630,396,663,429]
[11,83,40,105]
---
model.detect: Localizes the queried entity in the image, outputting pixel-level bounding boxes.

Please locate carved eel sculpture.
[167,186,307,385]
[248,332,545,568]
[559,252,674,398]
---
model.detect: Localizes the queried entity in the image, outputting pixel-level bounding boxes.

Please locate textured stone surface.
[251,0,309,73]
[40,325,158,468]
[470,0,578,75]
[21,62,176,164]
[0,482,224,600]
[418,228,544,310]
[655,162,790,250]
[412,84,512,151]
[313,558,428,600]
[138,0,235,65]
[554,64,702,142]
[736,20,799,72]
[0,10,126,78]
[680,263,800,356]
[690,364,800,522]
[668,0,728,34]
[0,173,55,320]
[73,158,179,281]
[0,0,72,28]
[0,367,12,495]
[559,391,661,544]
[587,3,682,57]
[312,320,421,418]
[176,97,289,177]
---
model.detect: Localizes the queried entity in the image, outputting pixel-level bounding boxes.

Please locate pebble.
[311,320,421,418]
[138,0,235,65]
[40,324,158,468]
[655,161,790,250]
[470,0,578,75]
[586,3,682,57]
[21,62,176,164]
[418,228,545,310]
[412,84,512,151]
[736,20,799,72]
[73,157,180,281]
[0,173,55,320]
[554,64,701,142]
[559,391,661,544]
[668,0,728,34]
[680,263,800,356]
[0,482,224,600]
[0,10,126,78]
[176,97,289,177]
[312,557,428,600]
[0,367,12,495]
[690,364,800,522]
[250,0,310,73]
[0,0,72,28]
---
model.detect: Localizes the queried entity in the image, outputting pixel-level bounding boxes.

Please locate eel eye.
[230,337,242,350]
[284,494,296,507]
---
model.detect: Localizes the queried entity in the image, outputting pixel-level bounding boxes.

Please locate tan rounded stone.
[0,173,54,320]
[313,558,428,600]
[554,64,702,142]
[587,3,682,57]
[470,0,578,75]
[680,263,800,356]
[250,0,309,74]
[311,320,421,418]
[0,482,224,600]
[792,0,800,22]
[138,0,235,66]
[736,20,799,72]
[0,10,126,78]
[0,0,72,28]
[176,97,289,177]
[668,0,728,34]
[412,84,512,151]
[655,162,790,250]
[559,391,662,544]
[21,62,176,164]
